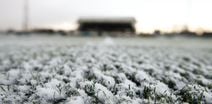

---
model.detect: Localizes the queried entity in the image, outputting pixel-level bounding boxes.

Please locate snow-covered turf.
[0,34,212,104]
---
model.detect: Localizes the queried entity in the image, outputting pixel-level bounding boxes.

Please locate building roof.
[78,17,136,24]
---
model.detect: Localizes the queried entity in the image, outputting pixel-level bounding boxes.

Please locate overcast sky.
[0,0,211,33]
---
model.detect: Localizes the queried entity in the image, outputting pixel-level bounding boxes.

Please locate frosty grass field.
[0,34,212,104]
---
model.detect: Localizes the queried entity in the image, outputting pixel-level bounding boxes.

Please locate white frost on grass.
[36,86,63,101]
[204,92,212,104]
[45,79,61,88]
[0,36,211,104]
[96,73,115,88]
[94,83,115,104]
[67,96,84,104]
[154,81,171,95]
[0,69,21,85]
[135,70,152,82]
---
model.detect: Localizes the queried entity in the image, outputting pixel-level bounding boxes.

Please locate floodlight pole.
[23,0,29,31]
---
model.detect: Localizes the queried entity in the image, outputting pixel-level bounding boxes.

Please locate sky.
[0,0,212,33]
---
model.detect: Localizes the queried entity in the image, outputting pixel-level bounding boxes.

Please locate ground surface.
[0,34,212,104]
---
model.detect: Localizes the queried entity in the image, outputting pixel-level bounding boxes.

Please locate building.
[77,17,136,35]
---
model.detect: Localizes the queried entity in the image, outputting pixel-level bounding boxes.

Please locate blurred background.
[0,0,212,37]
